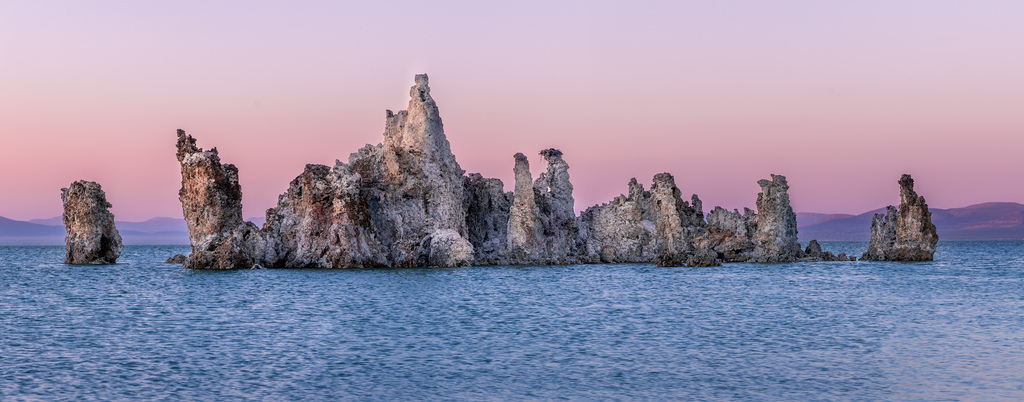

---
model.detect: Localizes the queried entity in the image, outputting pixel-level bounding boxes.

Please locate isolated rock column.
[61,180,123,264]
[861,174,938,261]
[176,129,263,269]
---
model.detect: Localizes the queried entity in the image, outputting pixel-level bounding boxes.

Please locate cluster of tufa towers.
[60,75,938,267]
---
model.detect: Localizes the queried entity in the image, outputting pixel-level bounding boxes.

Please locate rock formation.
[174,74,855,269]
[347,74,474,267]
[464,173,511,265]
[505,150,584,264]
[579,173,705,265]
[692,206,756,262]
[176,129,264,269]
[747,174,803,262]
[506,153,545,263]
[61,180,122,265]
[260,163,388,268]
[861,174,938,261]
[802,240,852,262]
[165,254,187,264]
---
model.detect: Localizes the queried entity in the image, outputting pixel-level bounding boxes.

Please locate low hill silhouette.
[798,202,1024,241]
[4,203,1022,245]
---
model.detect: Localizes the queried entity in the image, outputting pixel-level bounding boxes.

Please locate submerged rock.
[801,239,850,261]
[61,181,123,265]
[861,174,938,261]
[165,254,187,264]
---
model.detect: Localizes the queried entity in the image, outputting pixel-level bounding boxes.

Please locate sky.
[1,1,1023,221]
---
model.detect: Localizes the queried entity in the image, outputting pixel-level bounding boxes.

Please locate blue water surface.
[2,241,1024,400]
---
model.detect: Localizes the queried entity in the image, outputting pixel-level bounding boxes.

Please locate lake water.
[2,242,1023,400]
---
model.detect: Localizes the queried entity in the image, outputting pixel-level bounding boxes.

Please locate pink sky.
[2,1,1023,221]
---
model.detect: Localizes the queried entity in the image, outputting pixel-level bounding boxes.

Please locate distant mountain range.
[797,202,1024,241]
[3,202,1023,245]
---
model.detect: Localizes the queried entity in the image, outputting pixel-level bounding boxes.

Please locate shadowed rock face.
[862,174,938,261]
[533,149,582,263]
[506,152,544,262]
[62,181,122,265]
[464,173,511,265]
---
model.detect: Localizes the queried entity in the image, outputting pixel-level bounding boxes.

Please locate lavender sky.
[2,1,1022,221]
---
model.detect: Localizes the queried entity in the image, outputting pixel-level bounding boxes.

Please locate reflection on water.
[1,242,1023,400]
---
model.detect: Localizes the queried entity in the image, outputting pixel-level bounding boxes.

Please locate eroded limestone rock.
[695,206,756,262]
[61,181,122,265]
[261,163,388,268]
[464,173,512,265]
[748,174,803,262]
[176,129,263,269]
[861,174,938,261]
[348,74,473,267]
[580,173,707,265]
[165,254,187,264]
[173,75,857,269]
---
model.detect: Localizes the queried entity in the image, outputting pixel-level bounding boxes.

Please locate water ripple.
[2,242,1023,400]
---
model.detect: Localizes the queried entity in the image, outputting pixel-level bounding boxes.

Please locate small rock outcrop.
[693,206,756,262]
[861,174,938,261]
[580,173,706,265]
[801,239,852,261]
[261,163,388,268]
[165,254,187,264]
[61,181,122,265]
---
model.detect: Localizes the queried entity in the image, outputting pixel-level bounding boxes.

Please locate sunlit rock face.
[693,206,756,263]
[862,174,938,261]
[260,163,388,268]
[506,150,584,265]
[176,129,263,269]
[348,74,474,267]
[61,181,122,265]
[579,173,705,265]
[748,174,804,263]
[175,75,855,269]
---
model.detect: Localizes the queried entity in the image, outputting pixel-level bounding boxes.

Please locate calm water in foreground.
[2,241,1023,400]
